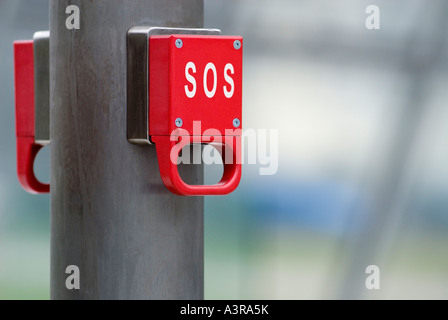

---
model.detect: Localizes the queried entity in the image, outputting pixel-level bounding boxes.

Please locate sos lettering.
[184,62,235,99]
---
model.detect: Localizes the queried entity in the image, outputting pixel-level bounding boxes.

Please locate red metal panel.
[14,41,35,138]
[149,35,243,136]
[149,36,170,137]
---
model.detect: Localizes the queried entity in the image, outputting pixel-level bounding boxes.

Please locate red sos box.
[149,35,242,136]
[148,35,243,196]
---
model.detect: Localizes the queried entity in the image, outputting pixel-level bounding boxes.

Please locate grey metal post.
[50,0,204,300]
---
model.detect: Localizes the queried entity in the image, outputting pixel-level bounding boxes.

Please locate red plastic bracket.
[14,41,49,194]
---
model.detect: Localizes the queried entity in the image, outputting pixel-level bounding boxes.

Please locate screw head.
[175,39,183,49]
[233,40,242,50]
[175,118,183,128]
[233,118,241,128]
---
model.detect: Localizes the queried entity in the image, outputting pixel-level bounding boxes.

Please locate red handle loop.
[16,137,50,194]
[152,134,241,196]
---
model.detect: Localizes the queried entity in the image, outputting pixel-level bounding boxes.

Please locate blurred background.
[2,0,448,299]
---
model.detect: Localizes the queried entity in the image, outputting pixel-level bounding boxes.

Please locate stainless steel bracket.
[33,30,50,145]
[126,27,221,145]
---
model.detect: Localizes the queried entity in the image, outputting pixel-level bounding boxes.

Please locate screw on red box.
[14,31,50,194]
[127,27,243,196]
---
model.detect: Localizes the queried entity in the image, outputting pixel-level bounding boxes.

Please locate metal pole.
[50,0,204,300]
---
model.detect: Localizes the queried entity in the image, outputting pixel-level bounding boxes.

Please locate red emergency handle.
[16,137,49,194]
[152,133,241,196]
[14,40,49,194]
